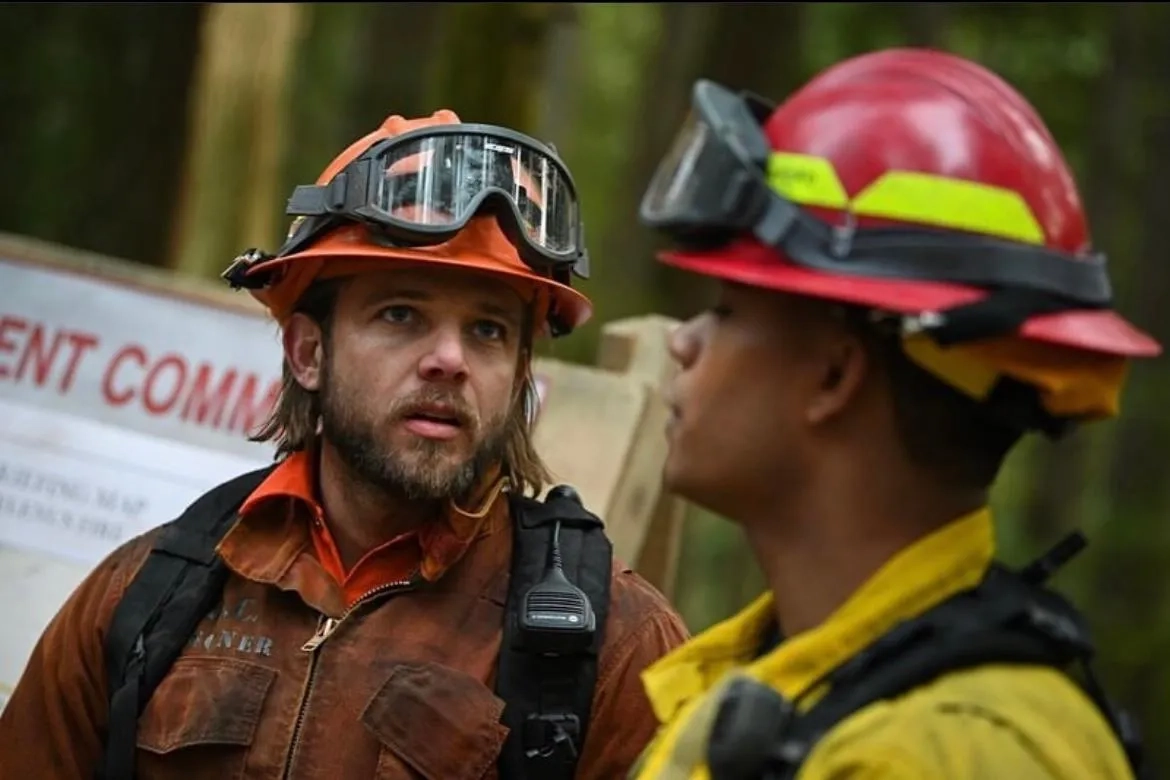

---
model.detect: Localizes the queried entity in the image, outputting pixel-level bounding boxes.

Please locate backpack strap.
[496,485,613,780]
[706,534,1147,780]
[98,465,276,780]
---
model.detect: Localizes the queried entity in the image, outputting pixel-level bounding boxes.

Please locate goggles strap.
[286,174,350,217]
[912,288,1089,346]
[222,248,276,290]
[752,195,1111,308]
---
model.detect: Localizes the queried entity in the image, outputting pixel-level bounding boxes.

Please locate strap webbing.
[495,489,612,780]
[99,466,275,780]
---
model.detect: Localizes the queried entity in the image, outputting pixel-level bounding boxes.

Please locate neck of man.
[743,450,987,641]
[315,443,445,572]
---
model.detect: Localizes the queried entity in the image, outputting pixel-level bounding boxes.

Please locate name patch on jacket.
[186,596,274,657]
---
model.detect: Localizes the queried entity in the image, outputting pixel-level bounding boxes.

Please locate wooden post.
[595,315,686,600]
[168,2,304,278]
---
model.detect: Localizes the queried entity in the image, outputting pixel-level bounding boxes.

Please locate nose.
[417,326,470,383]
[668,317,701,370]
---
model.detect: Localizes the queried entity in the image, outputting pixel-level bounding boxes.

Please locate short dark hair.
[845,308,1024,491]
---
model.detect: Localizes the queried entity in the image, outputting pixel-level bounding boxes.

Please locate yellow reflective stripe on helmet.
[853,171,1045,245]
[766,153,1046,245]
[767,153,849,209]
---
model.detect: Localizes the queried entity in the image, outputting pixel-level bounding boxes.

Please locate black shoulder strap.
[496,485,613,780]
[98,465,275,780]
[707,534,1147,780]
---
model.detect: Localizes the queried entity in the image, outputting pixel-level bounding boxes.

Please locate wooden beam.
[596,315,686,600]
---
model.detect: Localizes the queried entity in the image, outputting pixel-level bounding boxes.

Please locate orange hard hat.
[239,110,593,336]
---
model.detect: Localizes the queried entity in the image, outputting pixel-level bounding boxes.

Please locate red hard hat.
[661,48,1159,358]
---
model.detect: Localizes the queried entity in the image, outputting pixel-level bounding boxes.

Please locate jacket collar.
[641,508,996,724]
[215,448,510,616]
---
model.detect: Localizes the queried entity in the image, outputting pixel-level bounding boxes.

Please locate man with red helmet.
[0,110,689,779]
[630,49,1157,779]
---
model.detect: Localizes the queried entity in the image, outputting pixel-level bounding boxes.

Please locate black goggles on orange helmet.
[638,79,1114,345]
[224,123,589,289]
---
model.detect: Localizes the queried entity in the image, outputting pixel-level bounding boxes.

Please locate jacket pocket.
[362,662,509,780]
[136,655,277,780]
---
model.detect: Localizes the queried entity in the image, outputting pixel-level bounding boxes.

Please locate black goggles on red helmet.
[226,123,589,289]
[639,79,1114,345]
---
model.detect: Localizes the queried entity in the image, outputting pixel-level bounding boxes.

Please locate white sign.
[0,259,285,459]
[0,254,284,708]
[0,257,285,558]
[0,398,271,565]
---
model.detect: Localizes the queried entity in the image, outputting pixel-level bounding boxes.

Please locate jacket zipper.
[281,574,419,779]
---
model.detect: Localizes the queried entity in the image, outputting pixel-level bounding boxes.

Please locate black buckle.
[221,248,275,290]
[708,677,800,780]
[522,713,580,762]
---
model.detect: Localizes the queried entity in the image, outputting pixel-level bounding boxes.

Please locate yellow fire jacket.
[630,508,1133,779]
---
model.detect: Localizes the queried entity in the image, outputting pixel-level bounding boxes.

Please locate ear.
[805,331,870,427]
[282,313,326,392]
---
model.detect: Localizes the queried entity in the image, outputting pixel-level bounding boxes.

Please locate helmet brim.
[245,222,593,334]
[661,240,1161,358]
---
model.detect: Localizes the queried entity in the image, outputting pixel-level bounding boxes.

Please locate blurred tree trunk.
[281,2,445,207]
[429,3,558,133]
[1023,6,1142,542]
[539,3,664,366]
[0,3,203,266]
[659,2,813,313]
[534,4,582,148]
[168,3,304,279]
[342,2,446,137]
[595,2,812,326]
[279,3,374,195]
[587,2,712,329]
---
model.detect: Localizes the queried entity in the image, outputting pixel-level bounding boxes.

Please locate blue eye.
[474,320,507,341]
[382,305,415,324]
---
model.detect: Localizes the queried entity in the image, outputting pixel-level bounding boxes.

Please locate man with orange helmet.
[0,111,689,779]
[629,49,1158,779]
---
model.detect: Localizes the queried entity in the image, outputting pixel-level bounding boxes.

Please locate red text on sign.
[101,345,280,436]
[0,315,101,394]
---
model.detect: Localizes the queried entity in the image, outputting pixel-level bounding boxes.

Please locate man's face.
[287,265,528,502]
[663,282,836,520]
